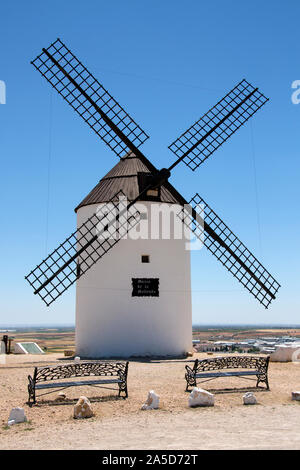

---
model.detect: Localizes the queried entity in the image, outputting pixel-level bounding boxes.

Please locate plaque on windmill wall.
[132,278,159,297]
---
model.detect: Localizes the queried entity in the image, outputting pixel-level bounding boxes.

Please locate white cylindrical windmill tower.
[75,152,192,358]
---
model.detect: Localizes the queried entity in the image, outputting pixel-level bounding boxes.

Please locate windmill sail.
[168,79,268,171]
[25,191,140,306]
[28,38,280,309]
[31,39,149,159]
[181,194,280,308]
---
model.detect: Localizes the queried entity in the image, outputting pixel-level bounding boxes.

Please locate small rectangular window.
[141,255,150,263]
[137,172,161,201]
[146,188,159,198]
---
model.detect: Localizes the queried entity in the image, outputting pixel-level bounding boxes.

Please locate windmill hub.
[148,168,171,190]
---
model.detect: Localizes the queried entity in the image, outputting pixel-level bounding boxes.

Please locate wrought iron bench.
[185,355,270,391]
[27,361,129,406]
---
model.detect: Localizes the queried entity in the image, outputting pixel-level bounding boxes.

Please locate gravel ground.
[0,352,299,449]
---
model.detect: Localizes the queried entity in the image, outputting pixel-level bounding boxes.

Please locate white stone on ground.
[243,392,257,405]
[188,387,214,407]
[291,391,300,401]
[141,390,159,410]
[73,396,93,419]
[55,392,67,402]
[74,356,80,362]
[8,407,27,424]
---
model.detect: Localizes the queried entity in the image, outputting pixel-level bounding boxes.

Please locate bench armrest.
[116,362,129,379]
[185,364,194,375]
[28,374,34,383]
[116,362,129,398]
[185,365,196,391]
[27,374,36,406]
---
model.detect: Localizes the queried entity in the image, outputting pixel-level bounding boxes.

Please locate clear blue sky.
[0,0,299,326]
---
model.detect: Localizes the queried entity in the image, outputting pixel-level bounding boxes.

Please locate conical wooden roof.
[75,152,183,212]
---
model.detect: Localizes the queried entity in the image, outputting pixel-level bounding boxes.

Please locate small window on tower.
[146,188,159,198]
[141,255,150,263]
[137,172,161,201]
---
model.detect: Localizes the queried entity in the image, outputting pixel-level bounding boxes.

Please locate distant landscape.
[1,324,300,354]
[192,325,300,341]
[0,326,75,354]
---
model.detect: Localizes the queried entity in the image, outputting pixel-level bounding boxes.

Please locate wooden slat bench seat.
[28,361,129,406]
[185,355,270,391]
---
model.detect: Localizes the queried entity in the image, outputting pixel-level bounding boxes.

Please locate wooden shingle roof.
[75,152,183,212]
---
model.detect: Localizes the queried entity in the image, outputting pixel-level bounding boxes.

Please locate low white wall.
[0,341,5,355]
[270,344,300,362]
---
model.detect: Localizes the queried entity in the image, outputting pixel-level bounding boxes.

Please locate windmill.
[26,39,280,358]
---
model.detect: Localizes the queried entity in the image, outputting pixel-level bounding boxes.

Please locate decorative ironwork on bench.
[185,356,270,391]
[28,361,129,406]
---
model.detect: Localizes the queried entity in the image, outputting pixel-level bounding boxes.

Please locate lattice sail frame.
[31,38,149,158]
[25,192,140,306]
[181,194,280,308]
[168,79,268,171]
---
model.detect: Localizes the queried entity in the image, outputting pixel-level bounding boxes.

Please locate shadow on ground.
[31,394,122,407]
[199,386,270,395]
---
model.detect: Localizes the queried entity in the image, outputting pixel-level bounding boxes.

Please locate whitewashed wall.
[75,201,192,358]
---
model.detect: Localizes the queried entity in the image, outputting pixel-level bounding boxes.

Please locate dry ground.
[0,352,300,450]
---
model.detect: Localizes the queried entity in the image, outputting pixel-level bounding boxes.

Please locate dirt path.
[1,404,300,450]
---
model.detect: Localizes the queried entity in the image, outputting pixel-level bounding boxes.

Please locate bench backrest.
[34,361,128,382]
[194,356,269,373]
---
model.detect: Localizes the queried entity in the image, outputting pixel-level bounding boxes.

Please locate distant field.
[192,327,300,342]
[2,326,300,354]
[5,329,75,354]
